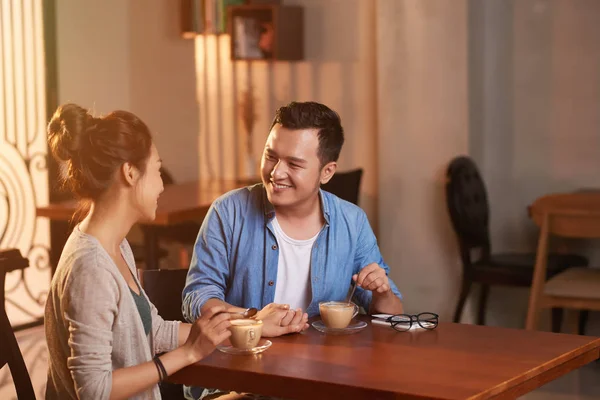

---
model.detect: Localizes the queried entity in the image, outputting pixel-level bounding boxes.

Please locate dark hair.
[47,103,153,200]
[270,101,344,166]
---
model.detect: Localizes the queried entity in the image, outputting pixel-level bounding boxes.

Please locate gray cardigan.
[45,227,180,400]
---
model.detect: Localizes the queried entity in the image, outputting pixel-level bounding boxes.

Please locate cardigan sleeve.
[149,301,180,355]
[63,253,119,400]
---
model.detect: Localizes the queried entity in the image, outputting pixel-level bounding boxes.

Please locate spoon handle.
[345,279,357,303]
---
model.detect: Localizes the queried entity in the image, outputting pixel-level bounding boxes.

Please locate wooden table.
[170,317,600,400]
[36,180,248,270]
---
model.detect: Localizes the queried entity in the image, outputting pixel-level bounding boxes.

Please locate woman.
[44,104,231,400]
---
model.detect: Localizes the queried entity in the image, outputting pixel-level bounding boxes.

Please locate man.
[182,101,403,398]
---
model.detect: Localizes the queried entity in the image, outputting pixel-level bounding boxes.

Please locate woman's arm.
[109,347,192,400]
[109,306,231,400]
[178,323,191,346]
[65,261,231,400]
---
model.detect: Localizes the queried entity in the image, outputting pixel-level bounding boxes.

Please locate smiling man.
[182,101,403,398]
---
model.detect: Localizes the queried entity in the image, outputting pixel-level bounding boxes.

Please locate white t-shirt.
[271,217,320,310]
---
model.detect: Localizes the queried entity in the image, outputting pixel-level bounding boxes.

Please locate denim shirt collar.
[261,187,331,226]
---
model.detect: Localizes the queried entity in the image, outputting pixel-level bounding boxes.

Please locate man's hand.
[353,263,391,294]
[255,303,309,337]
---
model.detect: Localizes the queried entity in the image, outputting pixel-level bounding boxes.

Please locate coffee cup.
[228,319,263,349]
[319,301,359,329]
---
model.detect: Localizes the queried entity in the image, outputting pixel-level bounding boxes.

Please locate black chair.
[322,168,364,205]
[139,268,189,399]
[445,156,589,331]
[139,268,188,322]
[0,249,36,400]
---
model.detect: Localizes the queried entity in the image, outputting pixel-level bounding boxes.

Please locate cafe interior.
[1,0,600,399]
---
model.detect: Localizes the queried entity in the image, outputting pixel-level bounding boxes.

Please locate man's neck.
[274,193,321,220]
[273,194,324,240]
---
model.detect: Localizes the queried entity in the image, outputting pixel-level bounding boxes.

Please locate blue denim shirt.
[182,184,401,321]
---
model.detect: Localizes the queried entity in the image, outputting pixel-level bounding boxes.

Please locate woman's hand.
[184,306,232,363]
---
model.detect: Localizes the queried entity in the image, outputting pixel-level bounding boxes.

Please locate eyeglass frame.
[384,312,439,332]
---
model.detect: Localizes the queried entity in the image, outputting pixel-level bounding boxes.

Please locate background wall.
[56,0,199,182]
[378,0,600,331]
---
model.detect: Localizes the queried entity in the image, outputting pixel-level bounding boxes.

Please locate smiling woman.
[44,104,233,400]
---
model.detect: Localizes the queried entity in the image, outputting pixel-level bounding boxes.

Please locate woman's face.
[133,143,164,222]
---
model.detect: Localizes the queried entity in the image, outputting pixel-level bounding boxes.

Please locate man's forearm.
[369,291,404,315]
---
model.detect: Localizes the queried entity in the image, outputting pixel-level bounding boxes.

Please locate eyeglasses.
[385,312,439,332]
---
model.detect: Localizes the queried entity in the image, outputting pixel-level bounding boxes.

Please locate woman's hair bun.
[47,103,93,162]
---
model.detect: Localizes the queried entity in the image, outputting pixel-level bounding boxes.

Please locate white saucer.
[311,320,368,335]
[217,339,272,355]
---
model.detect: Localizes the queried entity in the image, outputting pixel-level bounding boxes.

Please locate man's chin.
[266,191,293,207]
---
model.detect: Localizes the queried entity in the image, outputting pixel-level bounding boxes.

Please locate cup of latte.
[319,301,359,329]
[228,319,263,349]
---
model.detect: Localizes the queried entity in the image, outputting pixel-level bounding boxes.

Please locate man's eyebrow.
[286,156,307,164]
[265,148,307,164]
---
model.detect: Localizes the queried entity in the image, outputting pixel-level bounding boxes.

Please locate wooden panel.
[170,316,600,400]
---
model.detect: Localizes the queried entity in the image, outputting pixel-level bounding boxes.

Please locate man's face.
[261,124,333,209]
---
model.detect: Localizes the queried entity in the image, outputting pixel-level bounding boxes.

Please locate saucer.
[311,320,368,335]
[217,339,272,355]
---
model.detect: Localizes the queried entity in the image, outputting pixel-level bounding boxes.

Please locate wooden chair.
[526,193,600,332]
[322,168,363,205]
[445,157,589,327]
[0,249,36,400]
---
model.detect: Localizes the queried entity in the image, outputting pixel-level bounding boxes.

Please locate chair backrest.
[0,249,36,400]
[139,268,189,322]
[530,193,600,239]
[445,156,491,260]
[321,168,363,205]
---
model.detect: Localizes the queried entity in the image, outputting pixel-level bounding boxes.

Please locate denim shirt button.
[271,244,278,250]
[268,280,274,286]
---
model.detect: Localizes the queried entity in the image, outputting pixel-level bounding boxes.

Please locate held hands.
[184,306,232,363]
[353,263,391,295]
[255,303,309,337]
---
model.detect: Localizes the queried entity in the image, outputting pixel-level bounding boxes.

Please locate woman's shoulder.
[56,230,123,293]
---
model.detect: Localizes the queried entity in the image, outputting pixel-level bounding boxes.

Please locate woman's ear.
[121,162,140,187]
[320,162,337,185]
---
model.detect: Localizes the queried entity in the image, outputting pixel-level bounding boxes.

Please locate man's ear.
[121,162,140,187]
[320,162,337,185]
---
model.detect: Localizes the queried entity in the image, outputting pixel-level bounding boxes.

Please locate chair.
[139,268,189,399]
[445,156,589,328]
[526,194,600,332]
[0,249,36,400]
[139,268,188,322]
[322,168,364,205]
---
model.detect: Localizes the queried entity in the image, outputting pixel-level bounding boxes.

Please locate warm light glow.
[0,0,50,326]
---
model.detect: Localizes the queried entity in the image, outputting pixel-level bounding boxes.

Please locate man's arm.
[354,263,404,315]
[353,211,403,315]
[181,200,309,336]
[182,202,233,322]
